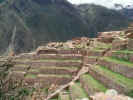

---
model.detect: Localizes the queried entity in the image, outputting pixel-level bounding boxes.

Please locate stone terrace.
[2,28,133,100]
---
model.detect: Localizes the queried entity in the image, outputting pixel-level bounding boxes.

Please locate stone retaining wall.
[83,56,98,65]
[111,52,133,62]
[32,54,82,60]
[88,67,127,93]
[98,59,133,78]
[87,50,103,57]
[13,61,82,67]
[36,49,81,55]
[25,76,72,88]
[10,71,72,88]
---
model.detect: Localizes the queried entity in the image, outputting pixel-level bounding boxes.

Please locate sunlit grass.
[102,57,133,68]
[81,74,107,92]
[95,65,133,88]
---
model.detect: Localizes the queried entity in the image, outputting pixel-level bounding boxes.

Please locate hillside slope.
[0,1,130,55]
[78,4,129,34]
[0,0,89,54]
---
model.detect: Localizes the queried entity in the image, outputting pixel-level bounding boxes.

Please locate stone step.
[80,74,107,95]
[88,65,133,93]
[14,53,33,60]
[10,71,26,79]
[14,54,82,61]
[98,57,133,78]
[27,66,79,75]
[69,83,88,100]
[11,65,29,71]
[36,49,81,55]
[35,74,72,88]
[32,54,82,60]
[14,61,82,67]
[10,71,72,88]
[13,59,82,63]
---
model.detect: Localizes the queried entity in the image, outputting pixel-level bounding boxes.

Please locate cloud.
[68,0,133,8]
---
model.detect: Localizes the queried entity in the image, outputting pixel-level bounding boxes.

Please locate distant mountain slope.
[0,1,130,55]
[0,0,90,54]
[121,9,133,19]
[77,4,129,33]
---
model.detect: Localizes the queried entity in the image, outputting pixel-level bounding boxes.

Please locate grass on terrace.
[25,74,37,79]
[112,50,133,54]
[102,57,133,68]
[25,74,72,79]
[39,66,78,71]
[88,56,98,58]
[37,74,72,78]
[95,65,133,88]
[70,83,88,99]
[94,43,112,49]
[80,74,107,92]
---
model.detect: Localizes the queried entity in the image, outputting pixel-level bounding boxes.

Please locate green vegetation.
[95,65,133,89]
[0,0,90,54]
[94,43,112,50]
[0,0,4,3]
[78,4,129,33]
[127,90,133,97]
[38,74,72,78]
[0,60,34,100]
[0,0,129,54]
[70,83,88,99]
[113,50,133,54]
[102,57,133,68]
[25,74,37,79]
[81,74,107,92]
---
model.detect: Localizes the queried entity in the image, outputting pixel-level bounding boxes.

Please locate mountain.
[0,0,90,54]
[121,8,133,20]
[0,1,130,55]
[77,4,129,33]
[114,4,133,19]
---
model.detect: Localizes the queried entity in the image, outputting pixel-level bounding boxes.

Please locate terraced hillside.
[1,29,133,99]
[5,47,132,99]
[10,49,83,89]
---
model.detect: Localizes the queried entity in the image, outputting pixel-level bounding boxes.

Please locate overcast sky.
[68,0,133,8]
